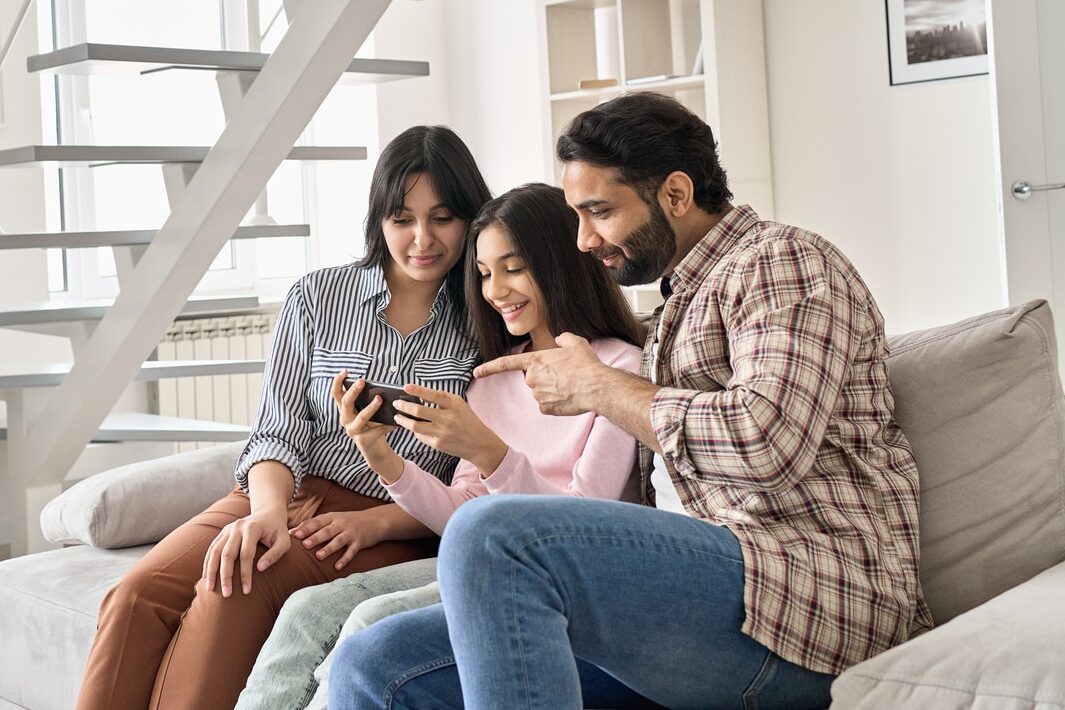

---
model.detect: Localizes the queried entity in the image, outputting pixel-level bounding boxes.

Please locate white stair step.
[0,223,309,250]
[29,43,429,85]
[0,359,266,389]
[0,412,250,443]
[0,145,367,168]
[0,295,259,327]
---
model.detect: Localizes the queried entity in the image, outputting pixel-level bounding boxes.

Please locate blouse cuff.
[234,440,303,493]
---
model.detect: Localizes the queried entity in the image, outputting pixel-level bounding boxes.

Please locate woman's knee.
[343,582,442,638]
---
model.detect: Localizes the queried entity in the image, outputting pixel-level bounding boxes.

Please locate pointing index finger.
[473,353,535,379]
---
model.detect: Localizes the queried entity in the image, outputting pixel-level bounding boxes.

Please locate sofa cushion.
[885,299,1065,624]
[831,560,1065,709]
[0,545,150,710]
[40,440,245,548]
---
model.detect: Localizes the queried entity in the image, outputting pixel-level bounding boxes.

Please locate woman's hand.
[290,510,386,571]
[202,507,290,597]
[393,384,509,476]
[332,371,404,482]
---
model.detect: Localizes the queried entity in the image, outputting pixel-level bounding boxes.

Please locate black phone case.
[352,382,428,426]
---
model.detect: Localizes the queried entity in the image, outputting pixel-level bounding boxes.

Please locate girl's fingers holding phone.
[349,394,382,434]
[403,383,450,406]
[330,370,348,405]
[392,399,434,422]
[341,377,365,411]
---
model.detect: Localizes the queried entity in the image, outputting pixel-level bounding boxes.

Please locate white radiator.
[156,314,275,451]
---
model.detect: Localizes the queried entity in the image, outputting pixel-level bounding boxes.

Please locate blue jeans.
[329,495,835,709]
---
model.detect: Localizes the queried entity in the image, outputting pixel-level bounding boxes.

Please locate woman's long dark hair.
[465,183,644,360]
[359,126,492,308]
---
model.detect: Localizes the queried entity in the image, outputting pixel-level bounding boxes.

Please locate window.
[46,0,378,300]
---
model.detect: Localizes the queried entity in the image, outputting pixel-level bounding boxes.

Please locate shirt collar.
[356,263,390,306]
[667,204,760,296]
[356,262,453,311]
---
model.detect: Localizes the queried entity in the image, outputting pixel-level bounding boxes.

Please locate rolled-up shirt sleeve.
[235,279,316,492]
[651,239,860,493]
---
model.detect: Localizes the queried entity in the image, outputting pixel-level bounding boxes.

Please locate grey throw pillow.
[885,299,1065,624]
[40,441,244,548]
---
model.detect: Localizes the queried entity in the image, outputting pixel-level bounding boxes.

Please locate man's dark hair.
[465,183,644,360]
[556,92,732,213]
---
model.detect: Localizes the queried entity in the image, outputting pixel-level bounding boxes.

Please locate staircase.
[0,0,416,557]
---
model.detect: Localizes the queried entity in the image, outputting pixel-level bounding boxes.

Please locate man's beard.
[591,199,677,286]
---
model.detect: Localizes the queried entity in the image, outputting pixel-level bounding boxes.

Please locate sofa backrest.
[886,299,1065,625]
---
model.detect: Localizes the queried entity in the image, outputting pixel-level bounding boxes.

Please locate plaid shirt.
[641,205,934,675]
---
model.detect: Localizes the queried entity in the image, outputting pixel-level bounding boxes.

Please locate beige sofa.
[1,300,1063,710]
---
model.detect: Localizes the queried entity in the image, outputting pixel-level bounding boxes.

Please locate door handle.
[1012,179,1065,200]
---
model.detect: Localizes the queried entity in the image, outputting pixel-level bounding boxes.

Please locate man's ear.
[660,171,695,217]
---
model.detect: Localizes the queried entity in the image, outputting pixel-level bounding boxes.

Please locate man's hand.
[477,332,663,451]
[473,333,608,416]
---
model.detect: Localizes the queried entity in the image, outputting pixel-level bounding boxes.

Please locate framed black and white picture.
[886,0,989,85]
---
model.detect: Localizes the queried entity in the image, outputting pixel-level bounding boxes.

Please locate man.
[330,93,933,709]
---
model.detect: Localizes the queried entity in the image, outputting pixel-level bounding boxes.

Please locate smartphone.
[350,380,428,426]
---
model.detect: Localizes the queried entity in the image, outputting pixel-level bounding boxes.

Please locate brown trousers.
[76,476,437,710]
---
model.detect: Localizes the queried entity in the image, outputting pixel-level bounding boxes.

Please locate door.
[991,0,1065,373]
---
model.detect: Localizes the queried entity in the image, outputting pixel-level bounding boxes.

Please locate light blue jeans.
[329,495,836,710]
[235,557,439,710]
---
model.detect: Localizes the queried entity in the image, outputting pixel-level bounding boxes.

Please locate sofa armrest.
[830,560,1065,709]
[40,441,246,549]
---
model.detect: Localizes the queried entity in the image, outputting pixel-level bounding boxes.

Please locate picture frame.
[885,0,989,86]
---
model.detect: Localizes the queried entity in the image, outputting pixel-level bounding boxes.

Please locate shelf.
[28,43,429,86]
[0,295,259,327]
[0,412,250,443]
[0,223,309,250]
[0,145,367,168]
[0,359,266,389]
[543,0,617,8]
[550,74,705,102]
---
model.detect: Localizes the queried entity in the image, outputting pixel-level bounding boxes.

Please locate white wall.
[441,0,546,195]
[762,0,1005,334]
[374,0,546,198]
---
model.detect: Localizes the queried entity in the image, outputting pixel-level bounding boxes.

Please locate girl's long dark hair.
[465,183,644,360]
[359,126,492,308]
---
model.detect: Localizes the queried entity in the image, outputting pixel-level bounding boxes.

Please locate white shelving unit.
[537,0,775,312]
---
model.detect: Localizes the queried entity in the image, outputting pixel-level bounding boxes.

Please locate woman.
[75,125,492,710]
[237,183,645,710]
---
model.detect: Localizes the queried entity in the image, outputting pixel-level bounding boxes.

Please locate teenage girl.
[237,183,645,709]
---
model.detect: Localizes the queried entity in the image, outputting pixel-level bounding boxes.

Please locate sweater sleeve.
[382,458,488,536]
[483,341,642,501]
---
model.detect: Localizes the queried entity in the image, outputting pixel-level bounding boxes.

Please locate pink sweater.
[382,337,642,535]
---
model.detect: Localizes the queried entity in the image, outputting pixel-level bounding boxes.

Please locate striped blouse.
[235,263,478,499]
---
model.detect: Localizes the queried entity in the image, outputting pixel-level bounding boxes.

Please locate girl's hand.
[289,510,386,571]
[332,371,404,482]
[202,507,290,597]
[393,384,509,476]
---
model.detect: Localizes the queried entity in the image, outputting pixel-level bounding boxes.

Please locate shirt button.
[389,366,398,374]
